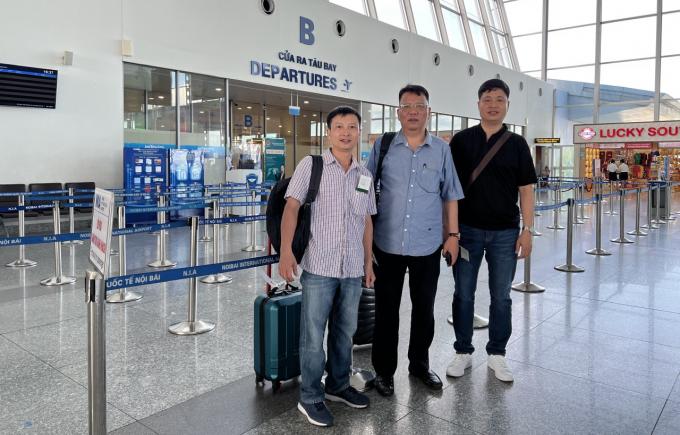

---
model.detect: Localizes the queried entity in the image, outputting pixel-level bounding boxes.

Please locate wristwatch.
[522,225,534,235]
[448,232,460,239]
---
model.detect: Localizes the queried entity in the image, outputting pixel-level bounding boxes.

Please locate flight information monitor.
[0,63,58,109]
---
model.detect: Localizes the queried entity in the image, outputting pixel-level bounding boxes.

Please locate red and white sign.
[89,188,115,278]
[574,121,680,144]
[659,142,680,148]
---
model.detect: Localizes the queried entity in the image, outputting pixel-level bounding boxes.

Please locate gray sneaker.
[297,401,334,427]
[325,386,370,409]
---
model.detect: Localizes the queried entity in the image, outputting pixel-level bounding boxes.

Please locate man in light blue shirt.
[367,84,464,396]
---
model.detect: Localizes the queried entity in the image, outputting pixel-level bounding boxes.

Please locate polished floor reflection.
[0,192,679,434]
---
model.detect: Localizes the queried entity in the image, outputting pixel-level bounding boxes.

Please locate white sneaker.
[487,355,514,382]
[473,314,489,329]
[446,353,472,378]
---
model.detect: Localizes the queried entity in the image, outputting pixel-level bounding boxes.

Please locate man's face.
[478,88,509,123]
[327,113,360,152]
[397,92,430,133]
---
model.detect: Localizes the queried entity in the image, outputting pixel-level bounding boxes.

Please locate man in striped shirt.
[279,106,377,427]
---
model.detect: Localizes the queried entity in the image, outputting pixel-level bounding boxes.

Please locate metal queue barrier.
[106,206,143,303]
[40,200,77,286]
[5,193,37,268]
[200,198,232,284]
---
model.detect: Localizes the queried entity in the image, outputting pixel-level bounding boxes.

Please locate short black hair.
[399,84,429,102]
[478,78,510,99]
[326,106,361,128]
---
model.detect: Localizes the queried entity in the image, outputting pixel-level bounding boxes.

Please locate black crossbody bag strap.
[304,155,323,205]
[374,132,396,193]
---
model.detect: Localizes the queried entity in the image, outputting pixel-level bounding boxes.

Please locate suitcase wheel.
[272,380,282,393]
[256,375,265,387]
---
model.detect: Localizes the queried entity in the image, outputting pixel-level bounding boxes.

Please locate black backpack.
[372,132,396,219]
[266,155,323,263]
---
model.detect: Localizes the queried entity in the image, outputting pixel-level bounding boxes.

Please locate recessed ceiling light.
[215,87,222,91]
[237,107,242,110]
[278,125,282,128]
[246,106,252,109]
[287,131,291,133]
[199,111,205,114]
[312,114,317,117]
[303,115,307,117]
[266,117,271,120]
[303,100,309,104]
[158,96,165,100]
[149,97,155,100]
[161,125,165,128]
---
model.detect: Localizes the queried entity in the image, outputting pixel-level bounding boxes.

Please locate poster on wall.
[123,146,169,225]
[264,138,286,183]
[169,148,205,219]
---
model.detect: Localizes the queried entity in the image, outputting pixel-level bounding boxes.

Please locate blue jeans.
[299,271,362,404]
[452,224,519,355]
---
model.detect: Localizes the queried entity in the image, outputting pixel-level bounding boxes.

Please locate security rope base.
[200,274,233,284]
[106,290,143,303]
[147,259,177,268]
[40,275,77,286]
[511,282,546,293]
[168,320,215,336]
[611,236,634,244]
[6,258,37,268]
[585,248,611,256]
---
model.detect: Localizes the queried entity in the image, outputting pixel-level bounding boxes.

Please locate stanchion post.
[242,184,265,252]
[586,194,611,256]
[555,199,585,272]
[574,183,585,225]
[201,199,232,284]
[664,181,676,221]
[107,206,143,303]
[627,188,647,237]
[169,216,216,335]
[546,186,565,230]
[580,182,590,220]
[40,201,76,286]
[653,182,666,225]
[199,186,212,242]
[148,192,176,268]
[643,184,659,229]
[5,194,37,268]
[534,187,541,217]
[62,187,83,246]
[85,271,107,435]
[512,254,545,293]
[611,190,633,244]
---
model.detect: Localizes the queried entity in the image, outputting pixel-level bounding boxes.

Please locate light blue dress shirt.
[366,130,464,256]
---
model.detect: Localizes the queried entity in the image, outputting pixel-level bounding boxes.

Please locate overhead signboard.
[89,188,115,278]
[534,138,560,144]
[573,121,680,144]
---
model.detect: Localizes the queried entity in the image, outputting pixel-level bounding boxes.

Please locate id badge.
[356,175,371,193]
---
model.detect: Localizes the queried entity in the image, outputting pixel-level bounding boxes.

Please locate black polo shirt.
[450,124,537,230]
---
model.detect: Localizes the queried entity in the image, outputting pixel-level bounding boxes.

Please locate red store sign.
[574,121,680,144]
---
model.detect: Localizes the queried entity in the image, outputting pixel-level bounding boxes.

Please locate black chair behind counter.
[64,182,95,212]
[28,183,64,215]
[0,184,26,219]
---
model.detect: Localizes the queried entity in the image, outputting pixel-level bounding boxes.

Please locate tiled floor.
[0,191,679,434]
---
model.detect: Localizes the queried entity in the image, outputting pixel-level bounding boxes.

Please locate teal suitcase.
[254,288,302,392]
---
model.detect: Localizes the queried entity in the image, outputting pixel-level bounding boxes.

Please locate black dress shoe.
[374,375,394,397]
[410,370,443,390]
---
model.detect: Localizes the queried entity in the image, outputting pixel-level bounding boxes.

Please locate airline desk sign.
[89,188,115,277]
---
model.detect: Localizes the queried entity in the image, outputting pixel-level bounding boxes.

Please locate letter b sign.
[300,16,315,45]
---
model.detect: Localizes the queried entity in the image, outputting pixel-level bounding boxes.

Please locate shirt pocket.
[417,166,441,193]
[350,190,370,216]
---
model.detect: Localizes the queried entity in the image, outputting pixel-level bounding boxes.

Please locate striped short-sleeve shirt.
[285,150,377,279]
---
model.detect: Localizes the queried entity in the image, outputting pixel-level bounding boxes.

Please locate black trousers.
[371,245,441,377]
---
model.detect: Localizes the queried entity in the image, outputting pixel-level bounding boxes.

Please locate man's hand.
[278,250,298,282]
[364,262,376,288]
[442,236,459,267]
[516,229,532,259]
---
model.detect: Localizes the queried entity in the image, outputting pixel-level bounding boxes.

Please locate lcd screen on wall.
[0,63,58,109]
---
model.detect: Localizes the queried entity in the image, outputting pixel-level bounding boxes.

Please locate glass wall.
[331,0,517,68]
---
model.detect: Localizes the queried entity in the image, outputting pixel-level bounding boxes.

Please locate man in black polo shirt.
[446,79,537,382]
